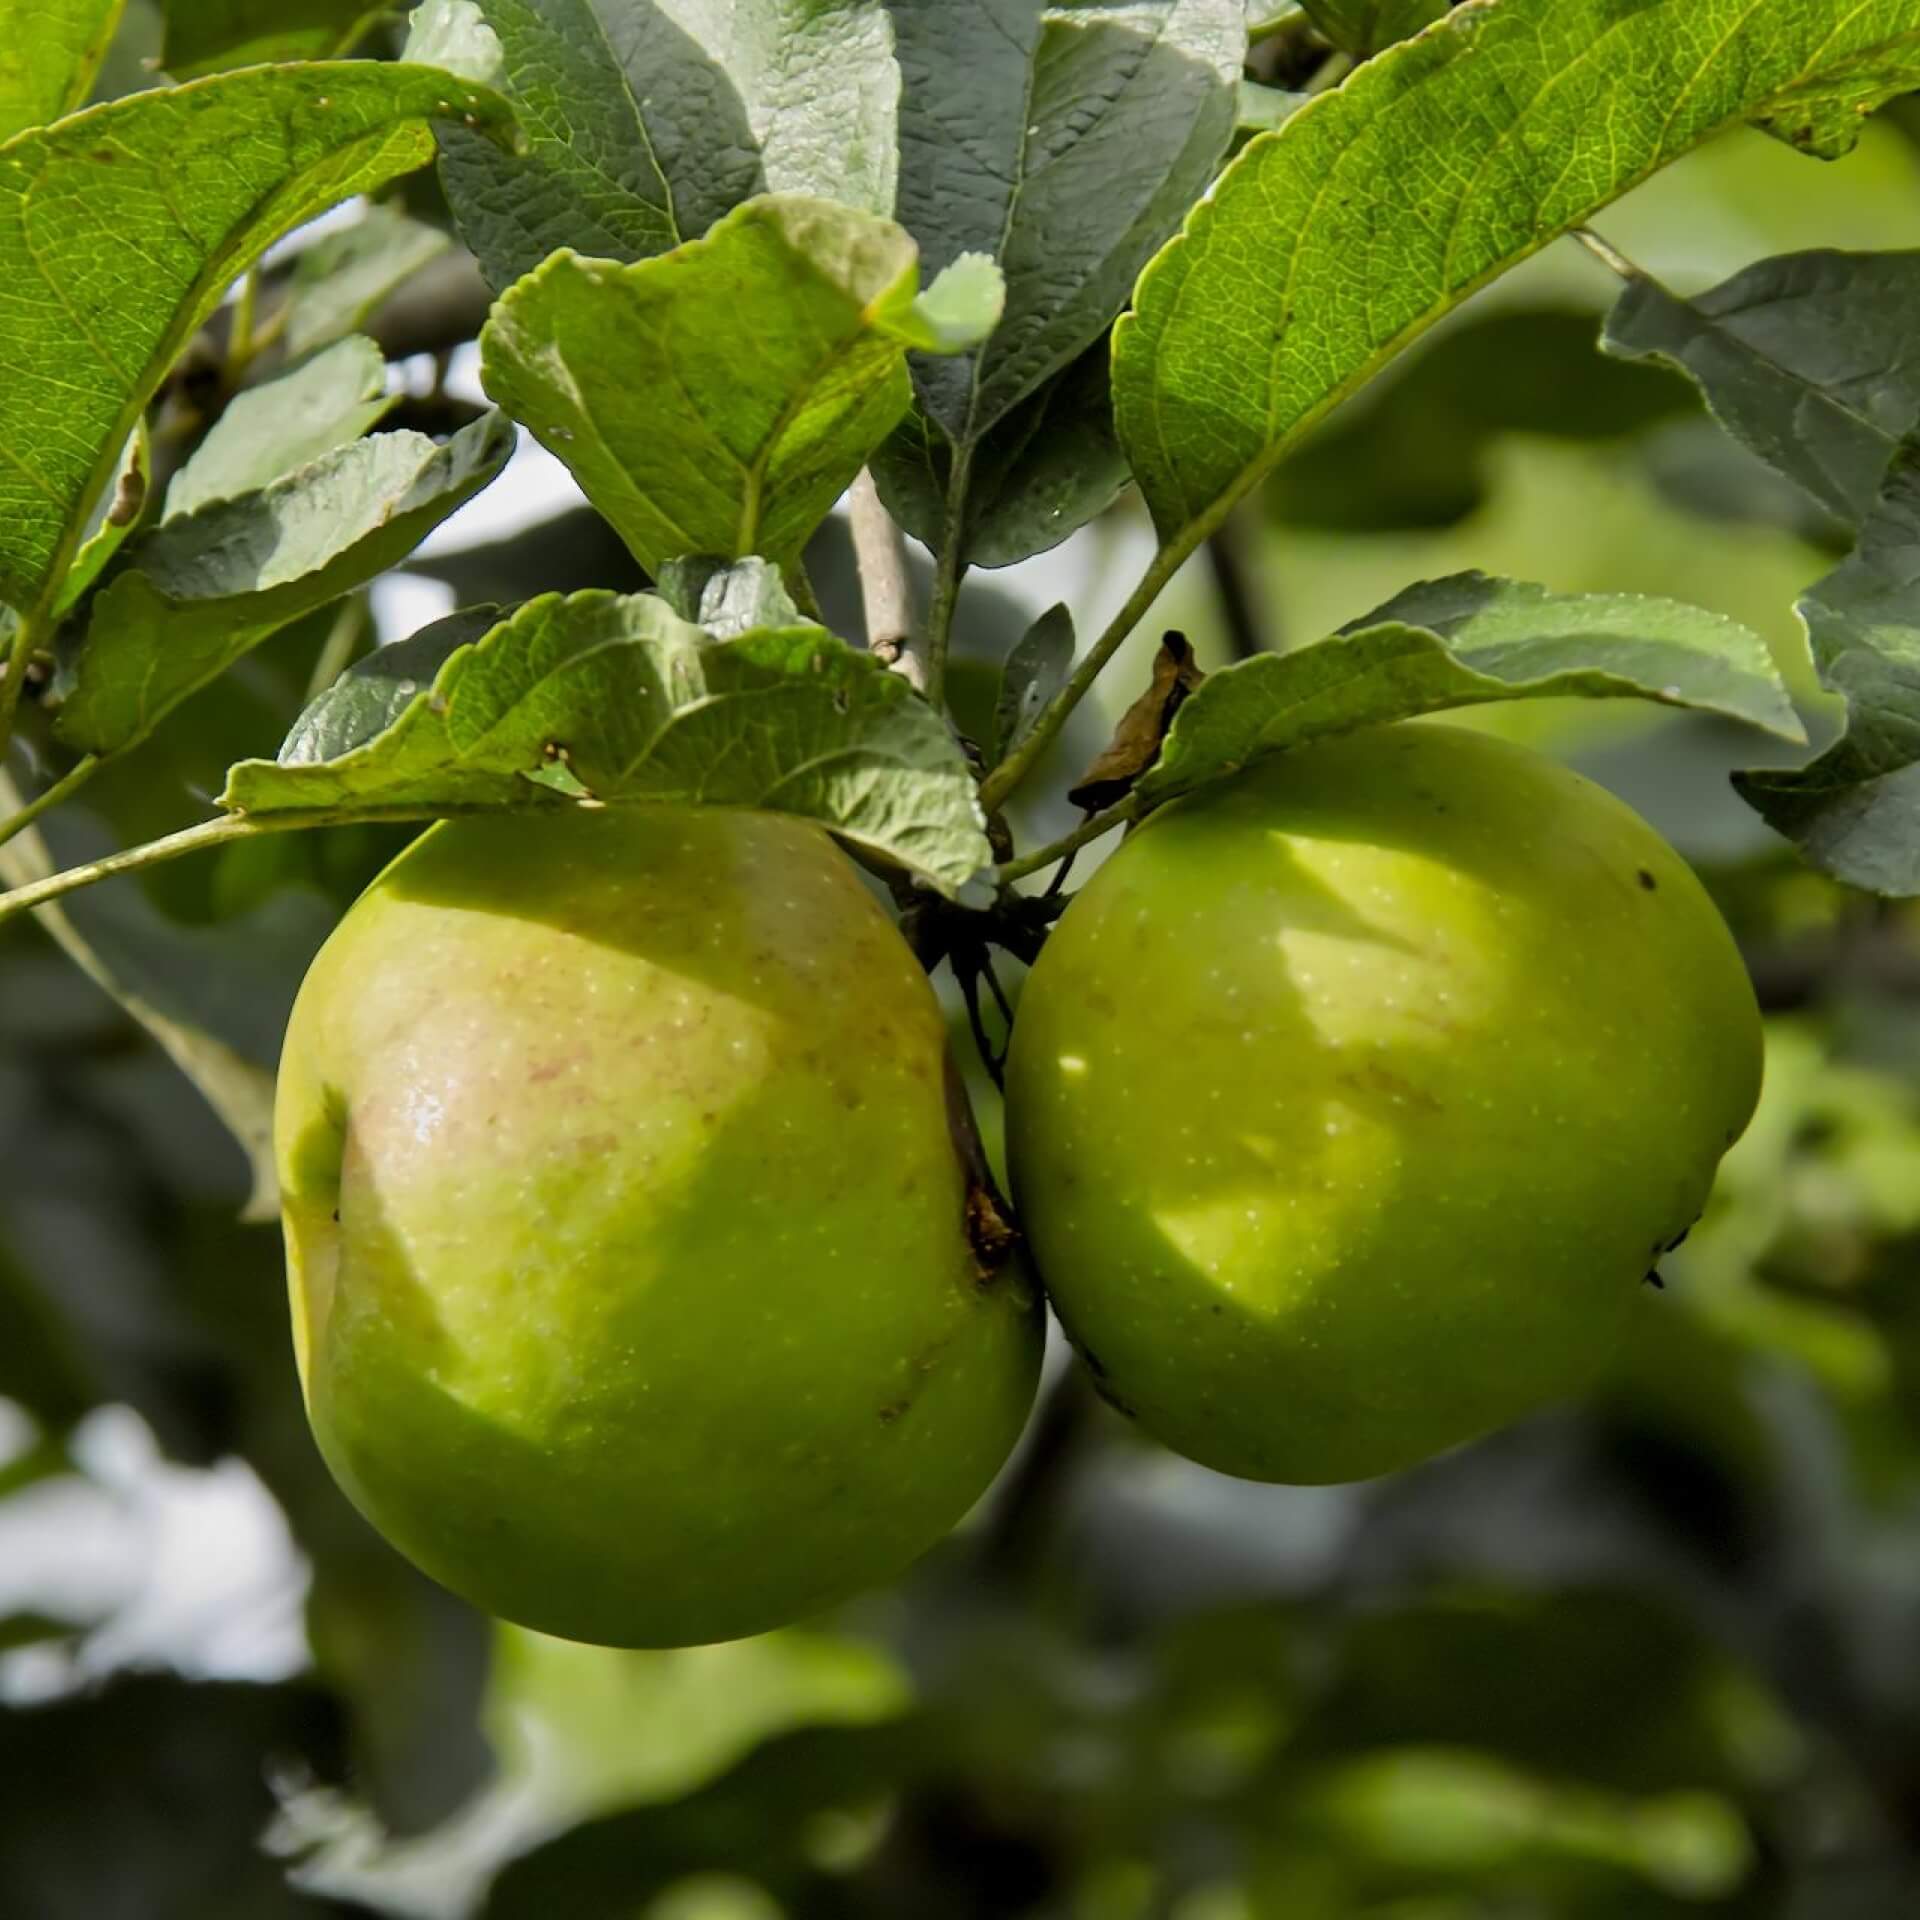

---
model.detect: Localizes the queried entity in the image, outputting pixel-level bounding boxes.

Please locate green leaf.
[283,202,455,361]
[1602,250,1920,531]
[53,410,514,756]
[1137,574,1803,807]
[162,0,387,76]
[1248,1,1305,37]
[54,420,148,616]
[163,335,395,520]
[0,0,124,141]
[1298,0,1445,56]
[893,0,1241,449]
[419,0,900,290]
[1737,461,1920,895]
[994,604,1076,767]
[479,195,997,577]
[222,591,994,894]
[1115,0,1920,562]
[655,556,807,639]
[872,341,1130,568]
[0,60,512,621]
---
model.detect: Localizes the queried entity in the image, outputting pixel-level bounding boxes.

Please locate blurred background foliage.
[3,5,1920,1916]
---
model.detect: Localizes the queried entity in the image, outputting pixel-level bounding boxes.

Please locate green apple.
[276,807,1041,1646]
[1004,722,1762,1483]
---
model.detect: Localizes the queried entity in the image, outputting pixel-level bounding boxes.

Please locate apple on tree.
[1005,723,1762,1484]
[275,806,1042,1649]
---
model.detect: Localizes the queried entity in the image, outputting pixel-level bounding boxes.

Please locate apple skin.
[1004,722,1762,1484]
[276,807,1041,1647]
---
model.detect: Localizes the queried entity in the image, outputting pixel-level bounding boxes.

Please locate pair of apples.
[277,723,1761,1647]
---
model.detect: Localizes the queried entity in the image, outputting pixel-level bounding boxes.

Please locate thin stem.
[0,756,100,855]
[1304,50,1354,95]
[958,966,1005,1090]
[994,796,1140,887]
[787,558,823,623]
[303,599,369,705]
[0,803,457,928]
[847,468,920,690]
[1571,225,1639,281]
[0,612,45,775]
[227,266,261,379]
[978,545,1183,817]
[924,444,974,709]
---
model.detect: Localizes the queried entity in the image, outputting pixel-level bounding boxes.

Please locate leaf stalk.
[0,755,101,855]
[994,795,1141,887]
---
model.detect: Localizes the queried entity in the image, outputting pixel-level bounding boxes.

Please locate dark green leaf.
[1139,573,1801,806]
[1737,461,1920,895]
[53,410,514,756]
[163,335,395,521]
[224,591,994,894]
[478,195,1000,576]
[283,203,455,362]
[273,604,506,769]
[656,556,807,639]
[1298,0,1445,56]
[161,0,385,76]
[1603,250,1920,530]
[0,0,123,141]
[0,60,512,619]
[1115,0,1920,562]
[416,0,900,290]
[994,605,1076,768]
[892,0,1241,448]
[872,342,1131,568]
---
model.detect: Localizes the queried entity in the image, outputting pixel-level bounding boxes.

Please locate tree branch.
[848,468,921,690]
